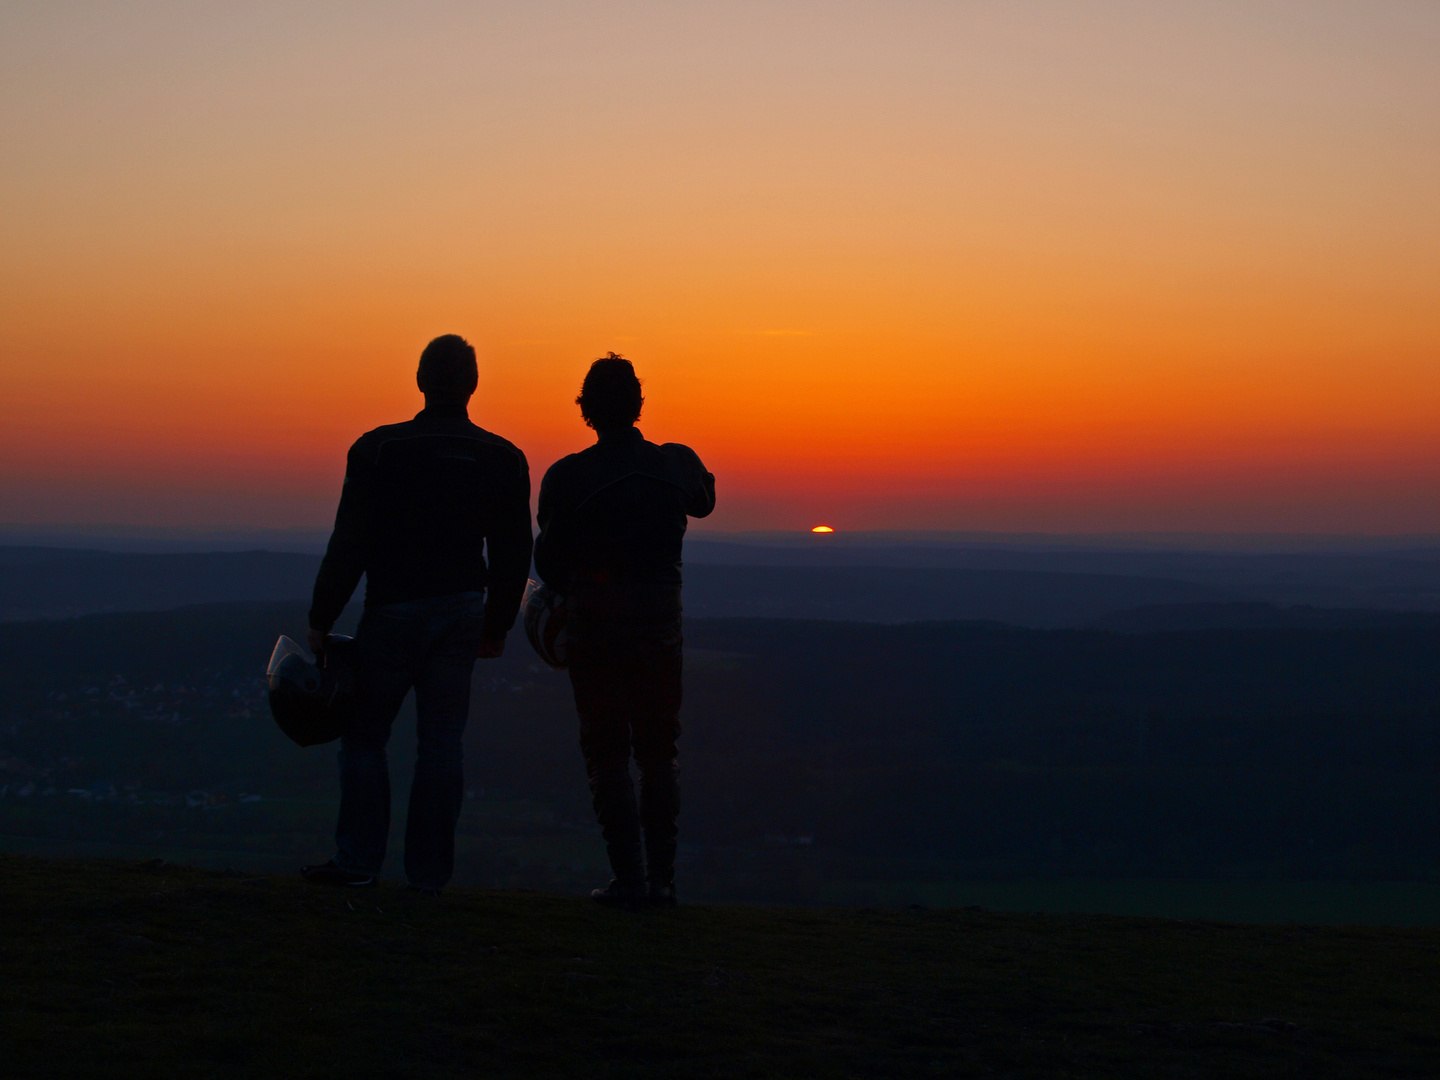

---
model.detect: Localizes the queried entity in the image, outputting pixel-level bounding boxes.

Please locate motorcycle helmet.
[522,579,572,670]
[266,633,357,747]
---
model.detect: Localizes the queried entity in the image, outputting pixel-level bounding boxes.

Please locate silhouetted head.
[577,352,643,432]
[417,335,478,404]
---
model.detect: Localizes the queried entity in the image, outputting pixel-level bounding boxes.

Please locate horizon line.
[3,523,1440,556]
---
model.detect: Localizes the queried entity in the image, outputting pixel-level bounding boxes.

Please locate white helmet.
[522,578,572,669]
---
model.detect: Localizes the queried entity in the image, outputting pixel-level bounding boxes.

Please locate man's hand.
[477,635,506,659]
[307,627,327,659]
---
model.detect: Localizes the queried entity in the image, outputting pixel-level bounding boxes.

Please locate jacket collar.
[596,426,644,446]
[416,401,470,420]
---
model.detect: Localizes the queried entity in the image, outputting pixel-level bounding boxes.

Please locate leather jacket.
[534,426,715,596]
[309,404,533,639]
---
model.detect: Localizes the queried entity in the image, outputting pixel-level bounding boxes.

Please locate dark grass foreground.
[2,855,1437,1078]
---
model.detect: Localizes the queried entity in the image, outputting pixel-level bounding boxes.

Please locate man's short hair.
[417,335,479,398]
[577,352,644,431]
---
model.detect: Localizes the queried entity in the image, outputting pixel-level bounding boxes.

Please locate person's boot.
[644,841,676,908]
[592,832,647,909]
[589,763,646,907]
[638,758,679,908]
[639,754,676,910]
[590,878,648,909]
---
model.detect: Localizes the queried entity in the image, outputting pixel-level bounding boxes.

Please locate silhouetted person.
[302,335,532,894]
[535,353,715,906]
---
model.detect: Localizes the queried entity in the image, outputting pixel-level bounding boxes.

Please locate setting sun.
[811,526,835,534]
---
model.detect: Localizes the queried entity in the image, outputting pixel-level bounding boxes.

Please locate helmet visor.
[267,635,314,679]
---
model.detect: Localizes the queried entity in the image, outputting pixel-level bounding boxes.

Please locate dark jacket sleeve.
[481,448,534,639]
[666,444,716,519]
[309,441,372,633]
[532,463,572,593]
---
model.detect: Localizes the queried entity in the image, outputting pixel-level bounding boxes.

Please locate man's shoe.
[300,860,378,888]
[590,879,648,909]
[649,882,678,908]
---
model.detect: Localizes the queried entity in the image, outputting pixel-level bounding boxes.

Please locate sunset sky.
[2,2,1438,534]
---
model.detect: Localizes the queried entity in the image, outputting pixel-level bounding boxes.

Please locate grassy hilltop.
[3,854,1438,1079]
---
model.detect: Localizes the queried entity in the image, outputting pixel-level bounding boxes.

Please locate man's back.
[309,404,532,638]
[534,426,715,593]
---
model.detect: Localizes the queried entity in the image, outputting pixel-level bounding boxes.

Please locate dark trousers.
[567,586,683,886]
[334,591,485,889]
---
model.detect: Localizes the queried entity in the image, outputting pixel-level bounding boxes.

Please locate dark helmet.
[266,634,357,747]
[522,579,572,670]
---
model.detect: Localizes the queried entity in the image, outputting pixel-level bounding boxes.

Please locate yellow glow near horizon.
[811,526,835,534]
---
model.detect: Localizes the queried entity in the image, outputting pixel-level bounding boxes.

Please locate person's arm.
[665,443,716,519]
[479,448,533,651]
[308,442,372,646]
[688,464,716,519]
[533,462,573,593]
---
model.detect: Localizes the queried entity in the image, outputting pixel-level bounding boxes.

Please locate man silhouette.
[301,335,532,894]
[535,353,715,907]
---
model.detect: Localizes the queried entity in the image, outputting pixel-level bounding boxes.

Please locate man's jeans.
[334,591,485,890]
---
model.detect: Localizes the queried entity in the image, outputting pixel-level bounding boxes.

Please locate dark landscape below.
[3,540,1438,1077]
[2,595,1438,923]
[5,852,1436,1079]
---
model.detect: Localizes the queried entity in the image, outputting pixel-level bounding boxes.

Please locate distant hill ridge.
[684,540,1440,611]
[682,562,1236,626]
[0,547,321,621]
[7,544,1440,628]
[1094,602,1440,632]
[0,545,1243,627]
